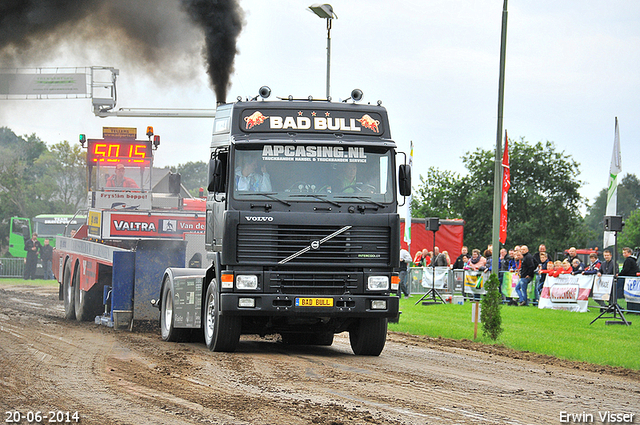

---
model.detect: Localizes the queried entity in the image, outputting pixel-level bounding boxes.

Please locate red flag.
[499,132,510,244]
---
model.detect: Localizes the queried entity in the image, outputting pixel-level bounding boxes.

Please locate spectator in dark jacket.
[24,233,42,280]
[515,245,536,306]
[618,247,640,299]
[40,238,54,280]
[601,249,616,275]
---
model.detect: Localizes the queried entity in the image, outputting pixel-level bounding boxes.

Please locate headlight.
[371,300,387,310]
[368,276,389,291]
[238,297,256,308]
[236,274,258,290]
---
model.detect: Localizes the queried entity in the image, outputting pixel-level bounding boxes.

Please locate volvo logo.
[245,216,274,222]
[310,240,320,250]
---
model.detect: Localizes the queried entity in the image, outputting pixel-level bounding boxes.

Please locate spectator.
[535,251,549,301]
[398,248,412,298]
[571,258,585,275]
[515,245,535,306]
[452,246,469,269]
[560,260,573,274]
[483,248,493,272]
[566,247,579,265]
[618,247,640,299]
[40,238,54,280]
[582,253,602,275]
[24,232,41,280]
[509,248,522,273]
[413,250,423,266]
[421,249,431,267]
[533,244,547,268]
[442,251,451,267]
[467,249,486,271]
[432,246,448,267]
[601,249,617,275]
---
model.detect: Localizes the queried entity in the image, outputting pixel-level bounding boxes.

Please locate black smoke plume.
[0,0,244,103]
[181,0,244,103]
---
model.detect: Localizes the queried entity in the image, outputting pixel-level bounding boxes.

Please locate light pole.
[308,3,337,100]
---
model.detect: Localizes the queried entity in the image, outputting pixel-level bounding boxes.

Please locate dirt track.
[1,283,638,425]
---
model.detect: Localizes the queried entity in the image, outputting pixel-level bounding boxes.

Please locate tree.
[35,141,86,213]
[584,174,640,249]
[411,138,588,255]
[481,273,502,341]
[618,209,640,250]
[0,128,49,218]
[170,161,208,196]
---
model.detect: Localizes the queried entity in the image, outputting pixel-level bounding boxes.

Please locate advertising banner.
[538,274,594,312]
[592,275,613,301]
[0,73,86,95]
[102,211,204,239]
[624,277,640,303]
[421,267,449,291]
[464,270,487,296]
[501,272,519,299]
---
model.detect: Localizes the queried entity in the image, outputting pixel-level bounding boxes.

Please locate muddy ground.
[1,283,638,425]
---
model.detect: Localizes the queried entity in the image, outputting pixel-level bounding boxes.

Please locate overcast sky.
[1,0,639,211]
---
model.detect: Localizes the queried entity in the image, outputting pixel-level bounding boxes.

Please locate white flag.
[403,141,413,245]
[603,117,622,248]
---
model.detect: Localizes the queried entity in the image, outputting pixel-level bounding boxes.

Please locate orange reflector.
[391,275,400,285]
[221,273,234,283]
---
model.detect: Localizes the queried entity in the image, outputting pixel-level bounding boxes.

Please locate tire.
[203,282,241,352]
[74,264,101,322]
[160,280,190,342]
[62,262,75,320]
[349,318,388,356]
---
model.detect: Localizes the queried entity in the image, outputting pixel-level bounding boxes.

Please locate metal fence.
[0,258,25,278]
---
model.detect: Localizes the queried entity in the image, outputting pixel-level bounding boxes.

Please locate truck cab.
[160,91,410,355]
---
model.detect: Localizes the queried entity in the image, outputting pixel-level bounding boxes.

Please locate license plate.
[295,297,334,307]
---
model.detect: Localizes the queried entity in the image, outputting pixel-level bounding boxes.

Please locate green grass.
[389,297,640,370]
[0,278,59,287]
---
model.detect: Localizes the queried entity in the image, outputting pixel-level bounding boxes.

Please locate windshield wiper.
[289,194,342,207]
[237,192,291,206]
[335,195,386,208]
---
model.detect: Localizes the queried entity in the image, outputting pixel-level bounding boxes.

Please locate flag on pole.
[499,132,510,244]
[603,117,622,248]
[403,140,413,245]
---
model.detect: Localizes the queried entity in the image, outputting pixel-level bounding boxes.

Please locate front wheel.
[62,262,75,320]
[349,318,388,356]
[203,282,241,352]
[160,280,190,342]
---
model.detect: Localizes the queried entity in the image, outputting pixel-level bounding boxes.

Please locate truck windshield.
[232,145,394,203]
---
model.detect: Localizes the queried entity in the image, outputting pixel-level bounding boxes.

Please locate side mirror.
[207,159,224,193]
[398,164,411,196]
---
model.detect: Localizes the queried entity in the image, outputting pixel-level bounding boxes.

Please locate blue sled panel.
[112,251,136,324]
[133,240,186,321]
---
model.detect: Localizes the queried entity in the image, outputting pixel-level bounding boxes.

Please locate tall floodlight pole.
[492,0,508,273]
[309,4,337,99]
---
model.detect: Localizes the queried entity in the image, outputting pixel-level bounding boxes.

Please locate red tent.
[400,218,465,262]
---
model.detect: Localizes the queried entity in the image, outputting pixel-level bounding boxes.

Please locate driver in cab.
[337,163,375,193]
[235,153,272,192]
[106,163,139,188]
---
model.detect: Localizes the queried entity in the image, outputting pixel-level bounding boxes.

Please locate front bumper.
[219,293,399,318]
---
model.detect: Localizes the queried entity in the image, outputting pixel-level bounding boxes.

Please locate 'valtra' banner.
[538,274,594,312]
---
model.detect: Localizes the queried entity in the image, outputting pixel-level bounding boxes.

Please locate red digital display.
[87,139,152,165]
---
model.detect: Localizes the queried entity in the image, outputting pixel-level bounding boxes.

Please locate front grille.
[236,224,390,265]
[267,271,361,295]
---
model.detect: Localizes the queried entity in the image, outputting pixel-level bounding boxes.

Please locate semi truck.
[156,88,411,356]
